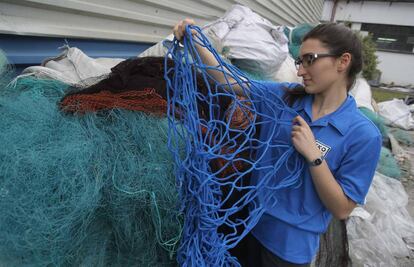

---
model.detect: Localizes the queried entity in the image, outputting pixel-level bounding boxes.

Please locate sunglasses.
[294,53,338,70]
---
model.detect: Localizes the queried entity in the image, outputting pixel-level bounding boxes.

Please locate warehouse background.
[0,0,324,73]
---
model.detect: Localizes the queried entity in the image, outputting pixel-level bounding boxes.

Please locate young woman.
[173,20,382,267]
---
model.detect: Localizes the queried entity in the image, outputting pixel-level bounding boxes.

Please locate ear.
[337,53,352,72]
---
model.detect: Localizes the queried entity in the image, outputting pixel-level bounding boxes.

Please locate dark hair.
[284,23,363,106]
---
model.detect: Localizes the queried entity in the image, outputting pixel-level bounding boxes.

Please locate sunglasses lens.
[294,58,301,69]
[303,54,315,67]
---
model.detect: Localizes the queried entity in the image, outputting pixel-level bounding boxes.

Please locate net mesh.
[164,26,305,266]
[0,74,181,266]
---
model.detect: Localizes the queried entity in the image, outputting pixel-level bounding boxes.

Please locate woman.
[173,20,382,267]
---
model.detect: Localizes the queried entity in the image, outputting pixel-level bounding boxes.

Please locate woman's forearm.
[291,116,356,220]
[173,19,247,96]
[308,161,356,220]
[192,39,245,96]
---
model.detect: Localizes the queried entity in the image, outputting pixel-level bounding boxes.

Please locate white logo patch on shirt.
[316,140,331,157]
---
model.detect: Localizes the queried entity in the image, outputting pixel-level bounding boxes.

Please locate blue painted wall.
[0,34,153,75]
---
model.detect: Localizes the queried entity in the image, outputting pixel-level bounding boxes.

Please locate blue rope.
[164,25,305,267]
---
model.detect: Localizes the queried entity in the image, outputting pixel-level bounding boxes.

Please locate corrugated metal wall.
[0,0,324,43]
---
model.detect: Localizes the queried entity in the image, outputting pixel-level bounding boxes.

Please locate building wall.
[0,0,324,43]
[322,0,414,86]
[0,0,324,73]
[377,51,414,86]
[322,0,414,26]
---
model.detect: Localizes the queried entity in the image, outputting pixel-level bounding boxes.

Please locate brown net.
[60,88,167,115]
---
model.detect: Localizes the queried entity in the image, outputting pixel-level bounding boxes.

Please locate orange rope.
[60,88,167,115]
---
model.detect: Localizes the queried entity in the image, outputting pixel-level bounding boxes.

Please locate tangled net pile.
[0,24,306,265]
[165,26,305,266]
[0,51,181,266]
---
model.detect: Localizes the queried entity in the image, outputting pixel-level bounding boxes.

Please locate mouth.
[303,79,312,85]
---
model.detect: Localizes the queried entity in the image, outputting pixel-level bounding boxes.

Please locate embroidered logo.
[316,140,331,157]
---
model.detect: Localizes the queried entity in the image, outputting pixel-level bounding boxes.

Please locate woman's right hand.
[173,18,196,41]
[171,18,244,95]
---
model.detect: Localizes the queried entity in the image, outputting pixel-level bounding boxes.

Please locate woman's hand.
[171,18,245,96]
[173,18,196,41]
[291,116,321,162]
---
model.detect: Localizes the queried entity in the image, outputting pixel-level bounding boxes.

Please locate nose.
[296,63,306,77]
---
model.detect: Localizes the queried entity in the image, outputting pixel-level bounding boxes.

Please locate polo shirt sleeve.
[335,133,382,205]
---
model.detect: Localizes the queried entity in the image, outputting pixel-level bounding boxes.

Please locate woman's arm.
[308,160,357,220]
[291,116,357,220]
[173,19,246,96]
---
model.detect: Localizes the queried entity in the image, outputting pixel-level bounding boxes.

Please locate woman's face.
[296,38,341,94]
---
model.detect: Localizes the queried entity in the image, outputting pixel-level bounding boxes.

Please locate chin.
[305,84,326,95]
[304,85,316,94]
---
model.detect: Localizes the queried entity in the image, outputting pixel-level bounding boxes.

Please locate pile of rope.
[0,52,181,266]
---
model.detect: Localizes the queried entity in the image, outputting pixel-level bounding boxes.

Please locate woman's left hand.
[291,116,321,162]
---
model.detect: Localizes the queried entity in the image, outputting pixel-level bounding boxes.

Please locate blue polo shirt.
[249,81,382,264]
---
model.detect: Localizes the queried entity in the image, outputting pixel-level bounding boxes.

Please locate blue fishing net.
[164,26,305,266]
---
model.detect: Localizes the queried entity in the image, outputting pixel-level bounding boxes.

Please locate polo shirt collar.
[292,94,357,136]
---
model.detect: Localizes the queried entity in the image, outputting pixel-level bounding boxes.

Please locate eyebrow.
[299,52,331,57]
